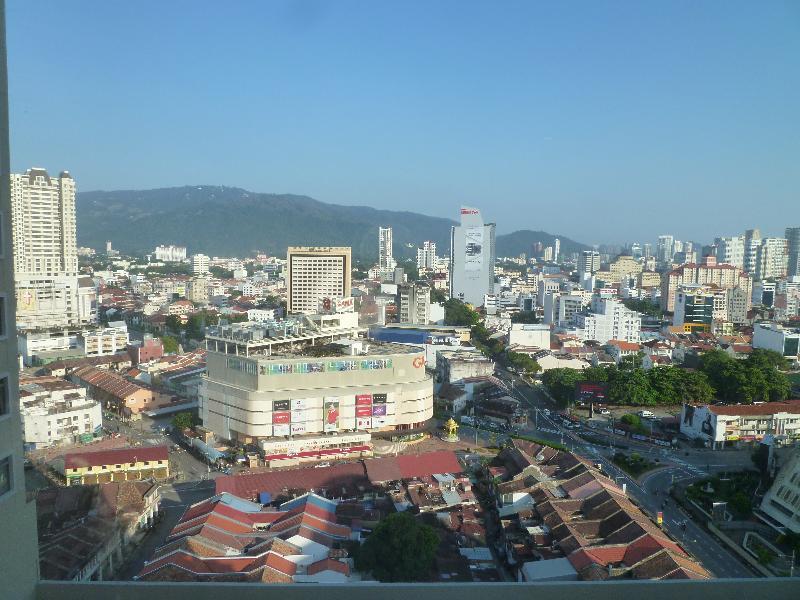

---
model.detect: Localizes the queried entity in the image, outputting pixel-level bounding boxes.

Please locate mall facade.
[200,313,434,444]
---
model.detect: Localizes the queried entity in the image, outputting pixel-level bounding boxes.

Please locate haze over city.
[7,0,799,244]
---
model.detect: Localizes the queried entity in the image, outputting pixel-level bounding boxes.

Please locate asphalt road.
[495,370,757,579]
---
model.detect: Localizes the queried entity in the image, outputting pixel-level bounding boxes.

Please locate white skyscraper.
[416,240,437,270]
[553,238,560,263]
[192,253,210,275]
[657,235,674,264]
[378,226,394,271]
[577,250,600,276]
[449,207,496,306]
[10,168,82,329]
[714,236,745,269]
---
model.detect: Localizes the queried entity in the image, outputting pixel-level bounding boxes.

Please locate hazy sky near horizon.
[7,1,799,246]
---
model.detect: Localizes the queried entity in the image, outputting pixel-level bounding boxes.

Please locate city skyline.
[7,1,799,244]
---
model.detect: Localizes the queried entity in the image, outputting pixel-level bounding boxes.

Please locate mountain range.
[75,186,589,261]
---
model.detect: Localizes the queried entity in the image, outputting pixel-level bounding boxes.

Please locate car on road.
[599,408,611,415]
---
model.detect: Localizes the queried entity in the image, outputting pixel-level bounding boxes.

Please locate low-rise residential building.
[19,376,102,449]
[490,439,709,580]
[81,322,130,357]
[71,365,160,417]
[680,401,800,448]
[38,481,161,581]
[436,350,495,386]
[55,445,169,486]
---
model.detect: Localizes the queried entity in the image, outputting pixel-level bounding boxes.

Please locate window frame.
[0,454,13,502]
[0,373,9,422]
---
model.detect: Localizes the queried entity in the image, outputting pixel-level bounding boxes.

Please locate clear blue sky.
[7,1,799,246]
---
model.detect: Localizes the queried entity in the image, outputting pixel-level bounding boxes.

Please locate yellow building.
[59,445,169,486]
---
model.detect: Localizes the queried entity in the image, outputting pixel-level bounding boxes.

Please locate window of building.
[87,466,93,472]
[0,456,11,498]
[0,376,7,417]
[0,295,5,338]
[129,462,135,467]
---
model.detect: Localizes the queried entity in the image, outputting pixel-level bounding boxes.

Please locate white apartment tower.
[287,246,352,314]
[553,238,560,263]
[191,253,210,275]
[154,244,187,262]
[378,226,394,271]
[714,236,745,269]
[416,240,437,270]
[657,235,674,264]
[10,168,81,329]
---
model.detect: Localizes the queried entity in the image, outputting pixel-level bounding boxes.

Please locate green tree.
[618,353,644,371]
[511,311,539,324]
[507,352,541,375]
[677,369,715,405]
[165,314,183,333]
[620,413,642,429]
[622,298,664,318]
[354,511,438,582]
[430,288,448,304]
[647,366,682,405]
[443,299,479,327]
[161,335,179,354]
[172,411,196,431]
[609,369,656,406]
[542,368,585,407]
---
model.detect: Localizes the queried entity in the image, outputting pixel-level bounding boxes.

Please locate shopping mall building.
[200,312,433,445]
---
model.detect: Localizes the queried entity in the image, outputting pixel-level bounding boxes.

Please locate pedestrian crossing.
[670,457,708,476]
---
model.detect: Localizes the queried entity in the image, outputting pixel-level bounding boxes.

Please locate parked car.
[599,408,611,415]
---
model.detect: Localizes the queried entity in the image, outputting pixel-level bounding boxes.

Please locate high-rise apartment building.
[10,168,83,329]
[660,256,752,313]
[714,236,745,269]
[286,246,351,314]
[577,250,600,276]
[396,282,430,325]
[449,207,495,306]
[786,227,800,278]
[553,238,560,263]
[378,226,394,271]
[574,295,641,344]
[754,238,789,280]
[191,253,210,275]
[656,235,674,264]
[416,240,437,270]
[743,228,761,274]
[154,244,187,262]
[0,39,41,597]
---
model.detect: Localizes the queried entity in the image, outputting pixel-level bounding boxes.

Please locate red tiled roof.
[215,462,368,499]
[365,450,462,484]
[65,445,168,469]
[606,340,641,351]
[307,558,349,576]
[708,400,800,416]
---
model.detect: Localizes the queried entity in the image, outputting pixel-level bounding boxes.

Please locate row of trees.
[699,349,790,404]
[542,348,790,407]
[622,298,663,318]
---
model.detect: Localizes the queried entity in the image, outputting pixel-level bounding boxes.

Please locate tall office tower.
[553,238,560,263]
[577,250,600,276]
[643,242,652,259]
[714,235,745,269]
[449,206,495,306]
[286,246,351,314]
[754,238,789,280]
[396,282,431,324]
[191,253,210,275]
[10,167,81,329]
[656,235,674,264]
[416,240,437,270]
[0,31,41,598]
[787,227,800,277]
[629,242,642,259]
[378,226,394,271]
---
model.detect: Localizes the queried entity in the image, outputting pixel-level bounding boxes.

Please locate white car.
[599,408,611,416]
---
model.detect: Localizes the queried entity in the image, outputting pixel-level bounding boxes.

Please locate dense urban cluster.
[2,168,800,592]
